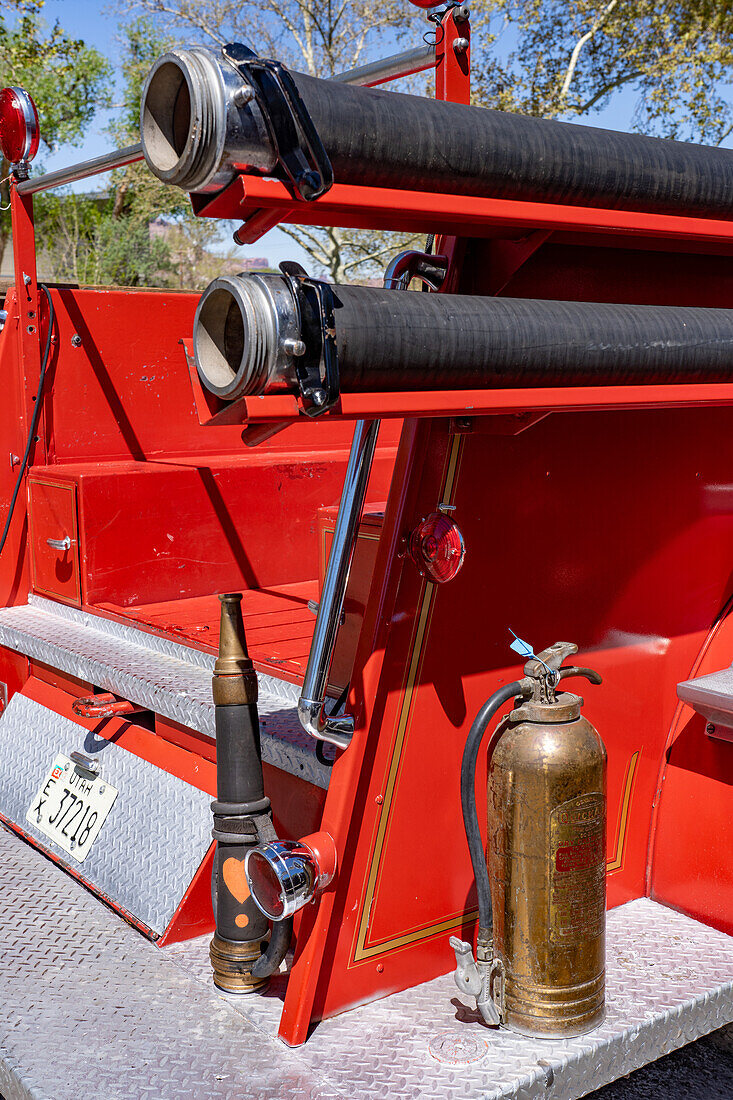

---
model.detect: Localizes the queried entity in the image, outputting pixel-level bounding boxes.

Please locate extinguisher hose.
[461,680,526,941]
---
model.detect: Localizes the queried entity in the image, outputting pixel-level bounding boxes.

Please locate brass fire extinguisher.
[452,641,606,1038]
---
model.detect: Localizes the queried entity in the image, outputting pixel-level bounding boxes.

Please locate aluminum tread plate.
[0,596,332,789]
[678,664,733,728]
[0,693,213,935]
[0,820,731,1100]
[167,898,733,1099]
[0,825,342,1100]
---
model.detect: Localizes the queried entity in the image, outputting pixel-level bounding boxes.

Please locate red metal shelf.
[195,172,733,249]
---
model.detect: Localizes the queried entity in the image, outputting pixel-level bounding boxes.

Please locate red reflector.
[246,849,286,920]
[0,87,40,165]
[409,511,465,584]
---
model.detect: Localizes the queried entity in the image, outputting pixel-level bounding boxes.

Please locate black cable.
[460,680,525,938]
[251,916,294,980]
[315,683,350,767]
[0,284,55,557]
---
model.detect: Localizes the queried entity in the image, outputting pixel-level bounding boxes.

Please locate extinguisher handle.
[557,665,602,686]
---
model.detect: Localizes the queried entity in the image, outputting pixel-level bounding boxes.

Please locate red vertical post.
[434,8,470,286]
[10,184,45,462]
[435,7,471,105]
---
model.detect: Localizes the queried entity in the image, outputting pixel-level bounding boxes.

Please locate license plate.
[26,754,119,863]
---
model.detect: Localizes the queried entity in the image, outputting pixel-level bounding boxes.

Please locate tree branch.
[578,69,641,112]
[341,232,422,273]
[558,0,619,102]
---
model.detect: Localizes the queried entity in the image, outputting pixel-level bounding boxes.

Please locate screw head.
[706,722,716,736]
[233,83,254,108]
[297,171,321,199]
[453,36,470,53]
[71,334,82,348]
[283,338,306,357]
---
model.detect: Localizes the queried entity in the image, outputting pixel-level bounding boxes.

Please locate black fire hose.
[290,71,733,216]
[192,274,733,405]
[460,681,526,944]
[327,289,733,391]
[141,44,733,217]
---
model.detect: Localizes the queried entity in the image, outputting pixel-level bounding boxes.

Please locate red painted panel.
[0,645,29,709]
[101,581,318,682]
[28,476,80,605]
[319,505,385,696]
[0,290,31,609]
[29,448,395,609]
[279,407,733,1041]
[42,286,402,464]
[466,240,733,307]
[650,606,733,935]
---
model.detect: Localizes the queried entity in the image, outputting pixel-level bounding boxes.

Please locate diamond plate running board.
[0,595,331,789]
[1,820,732,1100]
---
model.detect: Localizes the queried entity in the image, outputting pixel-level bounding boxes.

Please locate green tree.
[38,18,229,289]
[478,1,733,144]
[0,0,111,269]
[38,191,174,286]
[126,0,429,282]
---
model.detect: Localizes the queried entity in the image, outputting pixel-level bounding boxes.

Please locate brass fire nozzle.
[213,593,258,706]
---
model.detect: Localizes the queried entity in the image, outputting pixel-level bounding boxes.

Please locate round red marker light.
[409,511,465,584]
[0,87,40,166]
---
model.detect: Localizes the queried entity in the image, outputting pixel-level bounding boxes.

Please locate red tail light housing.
[0,87,40,167]
[409,511,466,584]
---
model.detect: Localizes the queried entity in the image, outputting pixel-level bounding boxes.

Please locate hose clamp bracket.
[222,43,333,201]
[280,261,340,416]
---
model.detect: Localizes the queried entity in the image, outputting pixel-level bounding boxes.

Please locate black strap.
[222,43,333,201]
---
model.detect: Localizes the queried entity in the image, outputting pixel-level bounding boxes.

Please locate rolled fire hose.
[192,272,733,404]
[140,44,733,215]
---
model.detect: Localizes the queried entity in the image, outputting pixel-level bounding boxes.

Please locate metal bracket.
[450,935,502,1026]
[222,44,333,201]
[69,751,101,779]
[383,250,448,291]
[280,261,340,416]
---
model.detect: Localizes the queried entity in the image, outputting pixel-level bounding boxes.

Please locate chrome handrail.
[331,43,435,87]
[298,418,381,749]
[16,143,144,196]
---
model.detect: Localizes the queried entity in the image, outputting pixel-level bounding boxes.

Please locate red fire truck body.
[0,6,731,1098]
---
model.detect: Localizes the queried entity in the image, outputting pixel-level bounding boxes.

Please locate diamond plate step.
[1,822,732,1100]
[0,595,331,788]
[0,693,211,936]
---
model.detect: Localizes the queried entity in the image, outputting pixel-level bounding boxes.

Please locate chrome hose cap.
[193,273,301,401]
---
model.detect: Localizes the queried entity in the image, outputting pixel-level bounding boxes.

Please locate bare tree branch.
[558,0,619,102]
